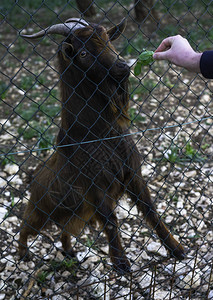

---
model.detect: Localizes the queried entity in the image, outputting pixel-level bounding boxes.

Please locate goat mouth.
[109,63,130,82]
[110,68,130,85]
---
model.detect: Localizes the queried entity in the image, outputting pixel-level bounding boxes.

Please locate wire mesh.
[0,1,213,299]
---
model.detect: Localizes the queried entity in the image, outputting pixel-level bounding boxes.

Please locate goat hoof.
[170,244,186,260]
[62,249,77,260]
[113,258,131,275]
[19,249,31,261]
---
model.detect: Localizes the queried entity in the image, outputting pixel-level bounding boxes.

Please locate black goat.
[19,18,185,274]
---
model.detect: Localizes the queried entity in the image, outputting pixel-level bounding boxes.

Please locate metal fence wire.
[0,0,213,299]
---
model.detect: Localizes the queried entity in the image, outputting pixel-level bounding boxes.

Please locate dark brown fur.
[19,21,185,274]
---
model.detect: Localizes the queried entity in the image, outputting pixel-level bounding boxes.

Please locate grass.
[14,39,28,54]
[36,270,51,285]
[50,257,78,275]
[0,154,16,167]
[0,81,9,100]
[129,107,146,124]
[162,141,206,164]
[0,0,79,28]
[184,141,204,161]
[15,90,60,152]
[36,257,78,286]
[169,194,179,203]
[0,0,77,14]
[86,237,99,250]
[163,145,179,164]
[15,97,60,121]
[17,119,56,151]
[16,102,38,121]
[19,75,35,92]
[158,0,213,15]
[122,34,147,56]
[3,192,16,220]
[130,76,158,99]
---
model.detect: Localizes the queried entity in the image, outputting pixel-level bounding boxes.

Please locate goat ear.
[61,42,74,61]
[107,18,127,41]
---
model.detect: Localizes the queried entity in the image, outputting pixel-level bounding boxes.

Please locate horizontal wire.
[0,115,212,158]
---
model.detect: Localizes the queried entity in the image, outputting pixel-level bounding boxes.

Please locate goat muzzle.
[111,59,130,82]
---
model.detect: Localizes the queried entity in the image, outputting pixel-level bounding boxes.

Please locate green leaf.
[134,50,154,76]
[138,50,154,66]
[134,62,142,76]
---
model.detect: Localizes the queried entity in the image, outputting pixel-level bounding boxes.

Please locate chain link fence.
[0,0,213,299]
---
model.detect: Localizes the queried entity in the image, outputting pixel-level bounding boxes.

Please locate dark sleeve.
[200,51,213,79]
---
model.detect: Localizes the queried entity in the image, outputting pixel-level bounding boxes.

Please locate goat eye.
[80,51,87,58]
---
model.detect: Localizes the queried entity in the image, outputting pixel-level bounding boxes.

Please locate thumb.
[153,51,169,61]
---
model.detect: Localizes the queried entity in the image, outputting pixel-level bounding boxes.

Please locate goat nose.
[116,60,127,69]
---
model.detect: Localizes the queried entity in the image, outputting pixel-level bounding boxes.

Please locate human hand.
[153,35,202,73]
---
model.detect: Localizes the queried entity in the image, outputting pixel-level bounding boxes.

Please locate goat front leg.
[93,192,131,274]
[127,174,185,260]
[19,207,47,259]
[60,223,78,259]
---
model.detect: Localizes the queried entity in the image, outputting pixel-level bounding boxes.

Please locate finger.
[155,36,176,53]
[153,49,170,60]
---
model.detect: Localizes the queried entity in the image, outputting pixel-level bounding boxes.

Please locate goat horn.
[65,18,89,26]
[20,18,89,39]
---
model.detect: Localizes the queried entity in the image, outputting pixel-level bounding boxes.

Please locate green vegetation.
[0,81,9,100]
[121,0,213,56]
[15,89,60,152]
[1,0,75,11]
[16,96,60,121]
[2,192,16,220]
[129,107,146,124]
[50,257,78,275]
[15,38,28,54]
[122,35,147,56]
[10,192,16,208]
[0,0,211,52]
[16,102,38,121]
[169,194,179,203]
[17,119,55,149]
[157,24,179,40]
[37,270,51,284]
[162,141,206,164]
[0,0,78,28]
[86,237,99,250]
[163,145,179,164]
[130,77,158,99]
[134,51,155,76]
[187,233,201,240]
[163,76,175,89]
[19,75,35,92]
[36,257,78,285]
[201,143,210,151]
[184,141,205,161]
[0,153,16,167]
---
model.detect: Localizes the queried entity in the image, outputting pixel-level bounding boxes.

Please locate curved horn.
[65,17,89,26]
[20,18,89,40]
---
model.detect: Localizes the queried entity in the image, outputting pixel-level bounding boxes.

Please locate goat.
[19,18,185,274]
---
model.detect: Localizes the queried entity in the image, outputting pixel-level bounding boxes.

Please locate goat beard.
[109,78,129,105]
[97,77,129,102]
[104,78,130,125]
